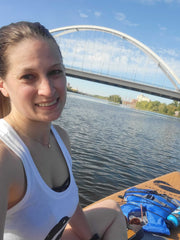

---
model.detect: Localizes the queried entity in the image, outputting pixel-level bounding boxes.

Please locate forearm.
[69,203,93,240]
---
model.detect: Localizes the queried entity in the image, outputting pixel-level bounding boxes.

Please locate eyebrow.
[17,62,64,78]
[20,63,63,72]
[51,63,64,68]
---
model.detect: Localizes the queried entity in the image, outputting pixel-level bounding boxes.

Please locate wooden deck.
[92,171,180,239]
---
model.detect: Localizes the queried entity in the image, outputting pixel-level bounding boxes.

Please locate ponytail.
[0,93,10,118]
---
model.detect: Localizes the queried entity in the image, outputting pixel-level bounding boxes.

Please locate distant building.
[175,111,180,117]
[131,99,138,104]
[67,82,71,88]
[67,82,79,93]
[137,94,151,102]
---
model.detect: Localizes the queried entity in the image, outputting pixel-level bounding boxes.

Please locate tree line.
[93,94,122,104]
[108,95,122,104]
[136,100,180,117]
[67,85,180,117]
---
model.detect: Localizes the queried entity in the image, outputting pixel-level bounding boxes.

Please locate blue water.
[55,92,180,207]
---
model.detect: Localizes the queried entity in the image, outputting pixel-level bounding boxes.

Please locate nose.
[38,76,55,97]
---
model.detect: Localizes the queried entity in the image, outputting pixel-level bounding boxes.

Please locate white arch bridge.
[50,25,180,101]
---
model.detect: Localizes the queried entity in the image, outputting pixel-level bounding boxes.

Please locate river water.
[55,92,180,207]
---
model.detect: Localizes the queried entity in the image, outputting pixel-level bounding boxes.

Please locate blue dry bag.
[121,187,180,235]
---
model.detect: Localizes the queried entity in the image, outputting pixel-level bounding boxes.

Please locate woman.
[0,21,128,240]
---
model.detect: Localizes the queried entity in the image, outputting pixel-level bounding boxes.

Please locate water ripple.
[56,93,180,207]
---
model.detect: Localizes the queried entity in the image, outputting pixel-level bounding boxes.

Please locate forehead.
[6,38,62,68]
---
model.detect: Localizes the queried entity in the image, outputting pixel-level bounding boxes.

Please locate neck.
[4,113,52,147]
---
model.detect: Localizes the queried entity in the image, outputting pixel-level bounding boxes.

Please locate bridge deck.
[65,67,180,101]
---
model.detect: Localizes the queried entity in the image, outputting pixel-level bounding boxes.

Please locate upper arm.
[0,145,11,238]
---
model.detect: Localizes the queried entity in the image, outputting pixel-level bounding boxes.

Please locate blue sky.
[0,0,180,103]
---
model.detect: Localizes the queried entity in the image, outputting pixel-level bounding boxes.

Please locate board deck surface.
[90,171,180,240]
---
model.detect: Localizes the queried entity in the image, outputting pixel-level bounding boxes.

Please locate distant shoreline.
[67,88,180,118]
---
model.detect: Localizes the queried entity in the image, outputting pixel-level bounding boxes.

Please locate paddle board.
[90,171,180,240]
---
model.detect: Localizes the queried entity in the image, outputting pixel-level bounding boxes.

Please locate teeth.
[38,99,57,107]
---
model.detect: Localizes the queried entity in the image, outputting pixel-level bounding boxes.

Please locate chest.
[30,141,70,189]
[8,139,70,209]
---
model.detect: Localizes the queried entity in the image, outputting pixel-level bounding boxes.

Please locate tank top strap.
[0,119,32,210]
[0,119,32,168]
[51,125,72,168]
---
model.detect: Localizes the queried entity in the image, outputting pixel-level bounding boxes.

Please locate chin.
[45,112,62,122]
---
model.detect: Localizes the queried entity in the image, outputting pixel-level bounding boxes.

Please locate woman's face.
[1,38,66,122]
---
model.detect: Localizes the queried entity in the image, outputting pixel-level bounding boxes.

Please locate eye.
[48,69,64,77]
[21,74,35,81]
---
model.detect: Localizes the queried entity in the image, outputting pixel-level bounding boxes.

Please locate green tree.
[136,101,149,110]
[158,103,168,114]
[150,101,160,112]
[176,102,180,111]
[108,95,122,104]
[167,104,176,115]
[171,100,178,107]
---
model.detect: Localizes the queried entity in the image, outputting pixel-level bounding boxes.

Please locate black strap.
[89,233,100,240]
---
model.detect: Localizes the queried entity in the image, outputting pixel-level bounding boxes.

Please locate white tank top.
[0,119,79,240]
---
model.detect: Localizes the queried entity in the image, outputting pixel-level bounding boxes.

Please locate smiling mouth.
[36,98,59,107]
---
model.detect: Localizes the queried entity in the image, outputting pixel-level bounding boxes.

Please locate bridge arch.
[50,25,180,91]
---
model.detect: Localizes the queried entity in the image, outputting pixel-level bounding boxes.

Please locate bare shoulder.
[0,141,27,210]
[0,142,14,211]
[0,141,22,234]
[53,124,71,154]
[0,142,12,175]
[0,143,9,239]
[0,141,25,189]
[0,142,16,186]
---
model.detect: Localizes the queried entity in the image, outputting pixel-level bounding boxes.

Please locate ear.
[0,78,9,97]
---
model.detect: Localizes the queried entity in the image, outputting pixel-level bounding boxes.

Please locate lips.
[36,98,59,107]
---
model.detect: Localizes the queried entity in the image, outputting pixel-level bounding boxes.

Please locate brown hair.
[0,21,61,118]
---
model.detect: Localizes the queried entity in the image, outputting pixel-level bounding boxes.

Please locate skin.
[0,38,128,240]
[2,38,66,125]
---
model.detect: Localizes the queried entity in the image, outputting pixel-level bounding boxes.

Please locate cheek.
[57,77,67,93]
[15,86,36,102]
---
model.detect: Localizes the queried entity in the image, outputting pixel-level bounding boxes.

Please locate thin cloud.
[156,47,180,59]
[156,47,180,78]
[79,10,101,18]
[94,11,102,17]
[79,11,88,18]
[158,24,167,31]
[115,12,126,21]
[174,36,180,42]
[159,26,167,31]
[115,12,139,27]
[56,35,179,89]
